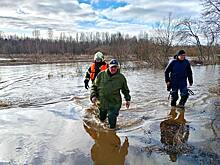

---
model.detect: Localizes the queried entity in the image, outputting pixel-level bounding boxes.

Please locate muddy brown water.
[0,63,219,165]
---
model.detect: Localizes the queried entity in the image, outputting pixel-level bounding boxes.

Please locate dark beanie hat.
[176,49,186,56]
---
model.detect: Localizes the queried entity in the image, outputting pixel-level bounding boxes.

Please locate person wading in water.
[84,51,108,89]
[165,49,193,108]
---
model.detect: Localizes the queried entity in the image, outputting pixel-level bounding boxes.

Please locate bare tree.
[201,0,220,64]
[201,24,219,63]
[177,18,205,61]
[76,32,79,43]
[32,29,40,39]
[202,0,220,34]
[32,29,41,61]
[59,32,66,41]
[152,13,179,66]
[0,31,3,38]
[48,28,53,40]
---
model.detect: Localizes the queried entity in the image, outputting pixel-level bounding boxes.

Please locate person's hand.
[91,97,97,103]
[166,81,170,86]
[166,81,171,91]
[125,101,130,109]
[84,79,89,89]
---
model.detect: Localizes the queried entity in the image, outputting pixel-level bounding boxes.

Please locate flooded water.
[0,63,219,165]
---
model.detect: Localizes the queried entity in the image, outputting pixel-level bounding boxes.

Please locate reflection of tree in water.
[84,124,129,165]
[160,107,191,162]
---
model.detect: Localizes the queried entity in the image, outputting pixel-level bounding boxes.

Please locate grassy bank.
[0,53,219,67]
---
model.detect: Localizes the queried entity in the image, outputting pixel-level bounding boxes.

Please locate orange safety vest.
[90,62,108,81]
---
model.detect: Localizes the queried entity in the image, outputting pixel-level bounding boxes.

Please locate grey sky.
[0,0,202,38]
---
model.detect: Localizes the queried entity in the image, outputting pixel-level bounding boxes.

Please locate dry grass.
[209,85,220,95]
[0,100,9,107]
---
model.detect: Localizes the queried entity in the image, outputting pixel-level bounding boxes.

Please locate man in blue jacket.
[165,50,193,108]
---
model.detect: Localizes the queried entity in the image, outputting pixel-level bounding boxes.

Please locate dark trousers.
[99,107,119,129]
[171,86,189,106]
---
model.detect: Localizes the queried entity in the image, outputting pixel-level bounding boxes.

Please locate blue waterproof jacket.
[165,59,193,89]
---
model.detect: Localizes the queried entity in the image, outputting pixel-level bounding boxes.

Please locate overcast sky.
[0,0,203,38]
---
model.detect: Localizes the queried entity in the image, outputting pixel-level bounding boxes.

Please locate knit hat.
[94,51,104,62]
[176,49,186,56]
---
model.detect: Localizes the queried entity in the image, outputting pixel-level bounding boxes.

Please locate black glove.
[84,79,89,89]
[167,82,171,91]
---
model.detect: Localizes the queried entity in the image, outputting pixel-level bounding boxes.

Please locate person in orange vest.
[84,51,108,89]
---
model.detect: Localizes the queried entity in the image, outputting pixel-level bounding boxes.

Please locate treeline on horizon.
[0,31,216,65]
[0,0,219,68]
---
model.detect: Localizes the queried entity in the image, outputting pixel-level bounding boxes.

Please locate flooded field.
[0,63,219,165]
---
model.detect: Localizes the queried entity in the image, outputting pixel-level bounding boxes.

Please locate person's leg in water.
[107,107,119,129]
[98,108,107,122]
[170,82,178,107]
[171,89,178,107]
[178,86,189,108]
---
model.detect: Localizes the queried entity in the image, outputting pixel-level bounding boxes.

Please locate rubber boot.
[169,107,177,119]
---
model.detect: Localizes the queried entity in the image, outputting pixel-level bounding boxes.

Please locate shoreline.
[0,56,218,67]
[0,59,92,66]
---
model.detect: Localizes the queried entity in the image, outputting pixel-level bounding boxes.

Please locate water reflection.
[160,108,190,162]
[0,64,219,164]
[84,124,129,165]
